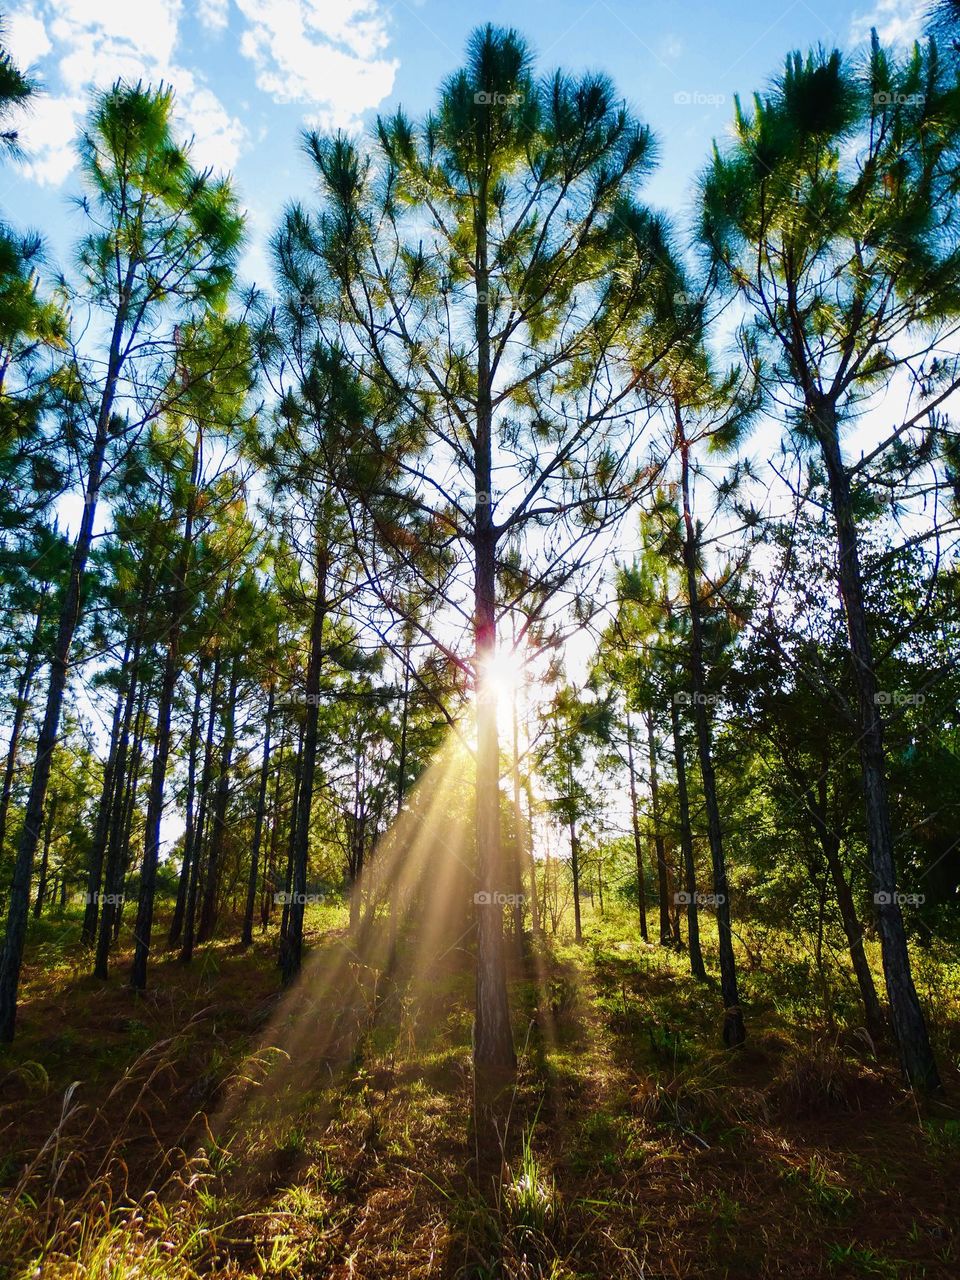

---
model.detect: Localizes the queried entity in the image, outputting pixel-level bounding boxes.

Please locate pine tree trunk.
[829,851,886,1043]
[566,761,584,943]
[243,683,275,947]
[81,642,131,945]
[678,428,745,1047]
[133,426,203,970]
[130,637,184,989]
[197,656,240,945]
[472,187,514,1070]
[625,713,649,942]
[810,783,885,1043]
[671,697,706,980]
[180,649,223,964]
[32,798,57,918]
[169,661,206,945]
[94,662,146,978]
[389,657,411,952]
[0,592,47,871]
[261,730,287,930]
[645,711,672,946]
[280,551,326,985]
[0,285,130,1040]
[349,821,363,933]
[474,637,514,1066]
[278,721,305,950]
[816,402,936,1087]
[512,682,539,936]
[113,683,149,944]
[347,750,365,933]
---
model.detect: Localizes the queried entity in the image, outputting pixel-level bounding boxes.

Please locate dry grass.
[0,902,958,1278]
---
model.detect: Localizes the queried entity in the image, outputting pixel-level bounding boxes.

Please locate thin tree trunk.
[625,712,649,943]
[513,681,539,936]
[197,656,240,944]
[180,649,223,964]
[645,711,672,946]
[94,661,145,978]
[261,730,287,929]
[472,191,514,1069]
[130,645,182,988]
[132,423,203,980]
[396,654,410,815]
[671,697,707,980]
[348,821,364,931]
[347,745,365,932]
[242,682,275,947]
[84,537,163,945]
[32,797,58,918]
[807,772,886,1042]
[279,720,305,948]
[0,277,131,1040]
[567,762,583,943]
[280,546,326,985]
[114,682,149,943]
[169,660,206,945]
[81,641,131,945]
[389,655,411,951]
[815,398,940,1090]
[678,423,745,1047]
[0,590,47,868]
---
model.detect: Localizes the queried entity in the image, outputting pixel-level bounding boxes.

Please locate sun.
[477,646,524,710]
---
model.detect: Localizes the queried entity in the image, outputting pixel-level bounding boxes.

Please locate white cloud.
[235,0,398,130]
[850,0,927,47]
[11,0,246,184]
[172,82,245,173]
[51,0,183,83]
[198,0,230,32]
[6,8,52,68]
[7,0,400,186]
[20,92,86,185]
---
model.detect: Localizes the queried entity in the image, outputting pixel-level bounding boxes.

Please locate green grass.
[1,896,957,1279]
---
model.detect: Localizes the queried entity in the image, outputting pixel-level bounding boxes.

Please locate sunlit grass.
[3,832,959,1279]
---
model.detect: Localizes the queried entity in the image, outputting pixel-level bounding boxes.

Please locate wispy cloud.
[849,0,928,47]
[4,0,399,187]
[5,0,247,184]
[7,6,52,68]
[198,0,229,32]
[234,0,398,131]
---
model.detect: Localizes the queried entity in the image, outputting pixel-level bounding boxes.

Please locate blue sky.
[1,0,929,290]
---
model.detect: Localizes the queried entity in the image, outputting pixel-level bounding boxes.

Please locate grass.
[0,897,957,1278]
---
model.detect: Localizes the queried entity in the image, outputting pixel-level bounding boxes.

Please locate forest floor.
[1,902,959,1279]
